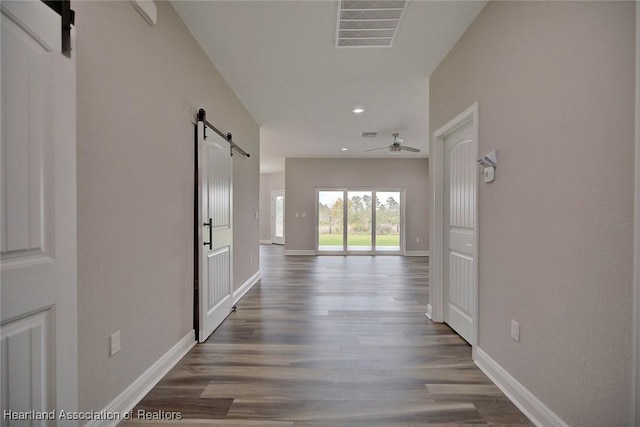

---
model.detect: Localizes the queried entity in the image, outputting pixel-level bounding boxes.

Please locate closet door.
[197,121,234,342]
[443,121,476,344]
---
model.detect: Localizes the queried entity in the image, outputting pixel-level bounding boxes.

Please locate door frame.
[315,187,405,255]
[429,102,479,348]
[271,189,285,245]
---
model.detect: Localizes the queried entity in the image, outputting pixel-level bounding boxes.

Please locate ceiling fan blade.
[400,146,421,152]
[365,146,390,152]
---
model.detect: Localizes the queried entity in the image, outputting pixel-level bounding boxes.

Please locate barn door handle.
[203,218,212,249]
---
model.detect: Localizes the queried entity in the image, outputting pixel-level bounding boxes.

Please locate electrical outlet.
[416,237,420,243]
[110,331,121,356]
[511,320,520,342]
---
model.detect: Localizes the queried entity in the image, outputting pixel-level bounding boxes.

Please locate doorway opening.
[271,190,285,245]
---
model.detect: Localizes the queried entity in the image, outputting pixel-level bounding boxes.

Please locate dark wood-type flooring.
[125,245,531,426]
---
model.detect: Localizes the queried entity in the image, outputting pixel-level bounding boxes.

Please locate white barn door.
[1,0,78,418]
[443,121,477,344]
[197,122,233,342]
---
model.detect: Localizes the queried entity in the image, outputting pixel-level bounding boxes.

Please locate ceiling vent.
[335,0,409,48]
[361,132,378,138]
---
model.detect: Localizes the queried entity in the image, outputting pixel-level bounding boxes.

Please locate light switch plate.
[511,320,520,342]
[110,331,121,356]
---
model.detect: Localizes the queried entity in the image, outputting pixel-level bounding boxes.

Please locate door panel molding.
[1,6,56,270]
[430,102,479,348]
[1,308,54,416]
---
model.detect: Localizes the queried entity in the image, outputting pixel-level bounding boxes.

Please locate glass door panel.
[375,191,401,251]
[273,193,285,244]
[274,196,284,238]
[347,191,372,252]
[318,191,344,252]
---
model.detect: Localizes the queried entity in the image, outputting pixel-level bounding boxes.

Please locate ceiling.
[172,1,487,173]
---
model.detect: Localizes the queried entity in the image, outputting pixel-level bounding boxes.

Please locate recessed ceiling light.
[352,108,365,114]
[341,148,349,151]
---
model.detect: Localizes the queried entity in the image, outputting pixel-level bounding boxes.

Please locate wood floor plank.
[226,400,483,423]
[126,245,531,425]
[122,420,294,426]
[201,381,435,402]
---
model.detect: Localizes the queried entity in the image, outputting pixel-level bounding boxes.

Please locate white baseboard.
[474,347,568,427]
[259,239,272,244]
[84,330,196,427]
[426,304,433,319]
[283,250,315,255]
[405,250,430,256]
[233,270,261,304]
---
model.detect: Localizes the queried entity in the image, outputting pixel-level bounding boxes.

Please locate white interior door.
[1,0,78,417]
[271,190,285,245]
[443,121,477,344]
[198,122,234,342]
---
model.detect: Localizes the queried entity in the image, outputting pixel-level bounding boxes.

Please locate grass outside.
[319,233,400,247]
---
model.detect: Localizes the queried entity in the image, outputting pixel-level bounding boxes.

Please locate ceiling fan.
[365,133,420,154]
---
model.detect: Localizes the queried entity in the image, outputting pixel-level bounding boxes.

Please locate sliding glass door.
[375,191,401,252]
[318,190,345,252]
[347,191,372,251]
[317,188,403,254]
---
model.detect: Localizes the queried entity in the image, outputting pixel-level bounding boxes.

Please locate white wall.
[285,158,429,252]
[75,0,259,412]
[259,172,285,242]
[430,2,634,425]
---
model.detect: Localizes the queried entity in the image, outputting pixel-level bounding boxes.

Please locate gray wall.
[259,172,286,242]
[285,158,428,252]
[430,2,634,425]
[75,1,259,412]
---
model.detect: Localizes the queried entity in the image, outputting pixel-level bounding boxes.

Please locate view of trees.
[376,196,400,235]
[318,197,344,234]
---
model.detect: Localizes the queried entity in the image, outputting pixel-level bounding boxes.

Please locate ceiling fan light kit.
[365,132,421,154]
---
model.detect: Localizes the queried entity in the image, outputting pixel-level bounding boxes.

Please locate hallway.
[127,245,530,425]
